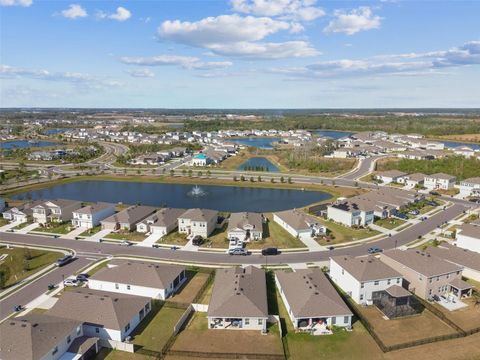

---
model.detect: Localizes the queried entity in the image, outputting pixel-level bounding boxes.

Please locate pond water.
[11,180,331,213]
[441,140,480,150]
[237,157,279,172]
[230,137,281,149]
[0,140,59,149]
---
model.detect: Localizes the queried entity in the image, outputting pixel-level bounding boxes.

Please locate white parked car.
[63,278,80,287]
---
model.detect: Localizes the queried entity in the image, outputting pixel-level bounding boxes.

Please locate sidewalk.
[61,227,87,240]
[137,232,163,247]
[0,221,21,232]
[85,229,112,242]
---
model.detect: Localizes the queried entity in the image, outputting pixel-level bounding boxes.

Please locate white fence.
[98,339,135,353]
[192,303,208,312]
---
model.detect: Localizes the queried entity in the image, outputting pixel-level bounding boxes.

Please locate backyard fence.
[167,349,285,360]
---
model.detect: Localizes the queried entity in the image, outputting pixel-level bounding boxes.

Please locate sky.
[0,0,479,108]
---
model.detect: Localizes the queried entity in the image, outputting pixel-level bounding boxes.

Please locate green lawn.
[157,231,189,246]
[94,348,155,360]
[12,221,33,230]
[374,218,406,230]
[79,225,102,237]
[86,260,109,276]
[317,219,380,246]
[0,218,10,227]
[104,231,147,242]
[0,246,62,288]
[34,222,72,234]
[132,303,185,352]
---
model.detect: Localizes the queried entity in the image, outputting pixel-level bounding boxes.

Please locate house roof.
[427,173,456,181]
[208,266,268,318]
[34,198,82,209]
[407,173,427,182]
[178,208,218,222]
[449,278,473,291]
[0,314,81,360]
[376,170,407,178]
[457,223,480,239]
[381,249,462,277]
[140,208,186,228]
[385,285,411,298]
[275,269,352,319]
[227,212,263,233]
[461,177,480,185]
[425,243,480,272]
[100,205,156,226]
[47,288,150,331]
[273,209,320,231]
[90,260,185,289]
[74,202,114,215]
[330,255,401,281]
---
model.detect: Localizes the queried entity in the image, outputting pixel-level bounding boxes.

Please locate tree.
[207,170,211,177]
[136,169,141,175]
[240,175,245,181]
[182,169,186,176]
[280,176,285,183]
[169,169,175,176]
[288,177,292,184]
[257,176,262,182]
[198,171,203,177]
[270,178,275,183]
[188,169,193,177]
[233,175,237,181]
[250,176,254,182]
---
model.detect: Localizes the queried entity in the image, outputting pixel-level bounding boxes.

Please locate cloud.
[0,0,32,7]
[97,6,131,21]
[158,14,318,59]
[120,55,233,70]
[126,69,155,78]
[60,4,87,19]
[324,6,381,35]
[0,64,121,89]
[231,0,325,21]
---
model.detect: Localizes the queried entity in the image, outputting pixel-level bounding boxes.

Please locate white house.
[32,199,82,224]
[327,200,374,227]
[405,173,426,188]
[136,207,186,235]
[455,223,480,254]
[273,209,326,241]
[2,200,43,223]
[48,288,151,342]
[275,269,352,334]
[424,173,456,190]
[453,146,476,158]
[178,208,218,238]
[227,212,264,241]
[329,255,403,305]
[88,260,186,300]
[459,177,480,198]
[374,170,408,184]
[208,266,268,332]
[71,202,115,229]
[190,153,210,166]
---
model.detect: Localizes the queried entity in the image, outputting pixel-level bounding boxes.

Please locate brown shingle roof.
[424,243,480,272]
[74,202,114,215]
[208,266,268,318]
[178,208,218,222]
[140,208,186,228]
[101,205,156,226]
[330,255,401,281]
[385,285,411,298]
[457,223,480,239]
[273,209,319,231]
[275,269,352,318]
[227,212,263,233]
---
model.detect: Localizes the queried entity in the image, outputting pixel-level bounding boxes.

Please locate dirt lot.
[358,305,457,346]
[432,298,480,331]
[171,313,283,356]
[168,271,211,304]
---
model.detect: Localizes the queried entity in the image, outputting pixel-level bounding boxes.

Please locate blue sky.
[1,0,479,108]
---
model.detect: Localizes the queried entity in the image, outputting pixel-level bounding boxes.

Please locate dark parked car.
[192,235,204,246]
[261,247,279,256]
[76,273,89,282]
[367,246,383,254]
[429,191,440,196]
[56,254,74,267]
[395,213,408,220]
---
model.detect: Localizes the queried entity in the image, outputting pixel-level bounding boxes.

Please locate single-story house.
[273,209,326,241]
[374,170,408,184]
[100,205,157,231]
[71,202,115,229]
[208,266,268,332]
[455,223,480,254]
[178,208,218,238]
[88,260,186,300]
[227,212,264,241]
[275,269,352,334]
[136,207,186,235]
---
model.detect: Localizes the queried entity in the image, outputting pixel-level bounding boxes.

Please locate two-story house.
[32,199,82,224]
[71,202,115,229]
[424,173,456,190]
[178,208,218,238]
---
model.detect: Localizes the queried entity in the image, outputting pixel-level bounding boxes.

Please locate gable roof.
[274,209,320,231]
[208,266,268,318]
[101,205,156,226]
[330,255,401,281]
[0,314,80,360]
[227,212,263,233]
[275,269,352,319]
[425,243,480,272]
[74,202,114,215]
[90,260,185,289]
[140,208,186,228]
[457,223,480,239]
[178,208,218,222]
[47,288,149,330]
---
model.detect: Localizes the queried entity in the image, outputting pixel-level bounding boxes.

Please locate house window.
[115,283,119,289]
[342,269,344,275]
[95,328,100,333]
[52,346,58,355]
[67,335,71,344]
[387,279,391,285]
[245,318,250,325]
[396,278,401,284]
[360,294,364,300]
[258,319,263,325]
[332,317,336,325]
[429,278,432,283]
[436,276,440,281]
[344,316,349,323]
[127,285,131,290]
[429,289,432,295]
[145,303,150,312]
[374,281,379,286]
[360,283,364,289]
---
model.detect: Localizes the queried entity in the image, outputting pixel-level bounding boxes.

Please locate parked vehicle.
[63,278,80,287]
[395,213,408,220]
[328,246,335,251]
[47,284,56,291]
[261,247,279,256]
[409,209,420,215]
[367,246,383,254]
[120,240,132,246]
[152,244,160,248]
[13,305,23,312]
[56,254,74,267]
[192,235,204,246]
[429,191,440,196]
[76,273,89,282]
[228,248,249,256]
[427,201,439,206]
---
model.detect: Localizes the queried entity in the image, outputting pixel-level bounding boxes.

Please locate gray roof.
[227,212,263,233]
[376,170,407,178]
[0,314,81,360]
[47,288,150,330]
[461,177,480,185]
[457,223,480,239]
[427,173,456,180]
[178,208,218,222]
[74,202,114,215]
[381,249,462,277]
[330,255,401,281]
[275,269,352,319]
[90,260,185,289]
[208,266,268,318]
[140,208,186,228]
[425,243,480,272]
[101,205,156,226]
[385,285,411,298]
[407,173,426,182]
[274,209,320,231]
[449,278,473,290]
[34,198,82,209]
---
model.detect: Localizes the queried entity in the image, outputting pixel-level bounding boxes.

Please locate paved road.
[0,257,92,320]
[341,155,384,180]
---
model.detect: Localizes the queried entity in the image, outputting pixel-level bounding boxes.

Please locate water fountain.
[188,185,207,197]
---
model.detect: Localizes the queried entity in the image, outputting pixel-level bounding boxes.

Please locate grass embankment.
[0,246,61,288]
[436,134,480,143]
[157,231,189,246]
[376,156,480,181]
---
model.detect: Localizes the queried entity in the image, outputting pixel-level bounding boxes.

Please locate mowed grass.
[157,231,189,246]
[0,246,61,288]
[79,225,102,237]
[34,222,72,234]
[104,231,147,242]
[374,217,407,230]
[317,219,381,246]
[94,348,155,360]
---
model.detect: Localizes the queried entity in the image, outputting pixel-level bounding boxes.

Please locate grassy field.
[105,231,147,242]
[317,219,381,246]
[0,246,61,288]
[168,271,211,305]
[374,218,407,230]
[34,222,72,234]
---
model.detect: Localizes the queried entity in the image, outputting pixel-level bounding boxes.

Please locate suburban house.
[380,249,471,300]
[136,207,186,235]
[327,199,374,227]
[190,153,211,166]
[71,202,115,229]
[273,209,326,240]
[453,146,476,158]
[455,223,480,253]
[424,173,457,190]
[405,173,426,188]
[329,255,403,305]
[374,170,408,184]
[275,269,352,334]
[178,208,219,238]
[88,260,186,300]
[227,212,264,241]
[425,243,480,282]
[48,288,151,342]
[32,199,82,224]
[2,200,43,223]
[100,205,157,231]
[0,314,92,360]
[208,266,268,332]
[458,177,480,198]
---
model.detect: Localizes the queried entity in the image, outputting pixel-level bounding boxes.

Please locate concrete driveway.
[138,232,163,247]
[61,227,87,240]
[85,228,112,242]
